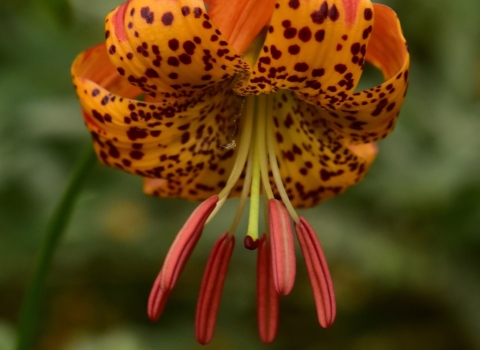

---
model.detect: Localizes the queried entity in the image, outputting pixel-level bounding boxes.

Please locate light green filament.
[246,126,262,241]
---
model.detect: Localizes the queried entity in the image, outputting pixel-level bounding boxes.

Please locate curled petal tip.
[295,217,336,328]
[257,235,279,344]
[160,195,219,292]
[268,199,296,296]
[195,233,235,345]
[244,235,260,250]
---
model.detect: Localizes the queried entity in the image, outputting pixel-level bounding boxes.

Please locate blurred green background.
[1,0,479,349]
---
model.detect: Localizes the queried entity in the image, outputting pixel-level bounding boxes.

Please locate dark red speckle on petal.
[162,12,174,26]
[140,7,154,24]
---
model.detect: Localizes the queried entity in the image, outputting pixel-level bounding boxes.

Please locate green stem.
[15,145,97,350]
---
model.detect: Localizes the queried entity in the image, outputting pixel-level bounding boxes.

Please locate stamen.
[257,234,279,344]
[256,95,275,200]
[195,233,235,345]
[246,125,262,244]
[268,198,296,295]
[263,95,299,223]
[218,95,255,200]
[229,145,254,235]
[295,217,336,328]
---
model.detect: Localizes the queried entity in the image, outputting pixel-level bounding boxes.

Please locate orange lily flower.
[71,0,409,344]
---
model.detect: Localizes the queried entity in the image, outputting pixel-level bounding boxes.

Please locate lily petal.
[72,45,245,200]
[257,234,279,344]
[238,0,373,107]
[105,0,249,100]
[208,0,275,53]
[268,199,296,295]
[295,217,336,328]
[317,4,410,143]
[264,92,375,208]
[195,233,235,345]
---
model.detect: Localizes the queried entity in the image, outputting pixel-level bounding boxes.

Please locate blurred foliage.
[1,0,480,349]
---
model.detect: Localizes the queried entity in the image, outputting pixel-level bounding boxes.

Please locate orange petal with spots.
[236,0,373,107]
[72,45,245,200]
[207,0,275,53]
[105,0,250,100]
[317,4,410,144]
[264,91,375,208]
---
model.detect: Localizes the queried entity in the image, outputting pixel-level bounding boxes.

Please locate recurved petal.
[237,0,374,107]
[72,44,245,200]
[195,233,235,345]
[105,0,250,100]
[317,4,410,144]
[265,92,375,208]
[207,0,275,53]
[295,217,336,328]
[257,234,279,344]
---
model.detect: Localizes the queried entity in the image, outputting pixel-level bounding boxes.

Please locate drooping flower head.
[72,0,409,344]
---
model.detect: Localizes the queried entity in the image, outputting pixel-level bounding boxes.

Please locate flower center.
[209,93,299,249]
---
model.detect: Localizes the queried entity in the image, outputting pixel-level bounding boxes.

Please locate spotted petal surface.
[313,4,410,144]
[237,0,374,110]
[72,44,245,200]
[105,0,250,100]
[265,91,376,208]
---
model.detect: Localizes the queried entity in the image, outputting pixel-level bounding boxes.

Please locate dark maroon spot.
[193,7,202,18]
[161,12,174,26]
[364,8,373,20]
[201,74,212,81]
[315,29,325,42]
[288,45,300,55]
[371,98,389,116]
[294,62,309,72]
[182,6,190,16]
[282,20,291,28]
[328,5,339,21]
[145,68,159,78]
[351,42,360,55]
[288,0,300,9]
[311,1,328,24]
[203,21,212,29]
[168,72,178,79]
[179,53,192,64]
[140,7,154,24]
[92,89,100,97]
[126,52,134,60]
[108,45,116,54]
[130,150,144,160]
[284,27,297,39]
[271,45,282,59]
[168,39,179,51]
[183,40,196,55]
[298,27,312,42]
[181,131,190,144]
[167,57,179,66]
[334,64,347,74]
[320,169,331,181]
